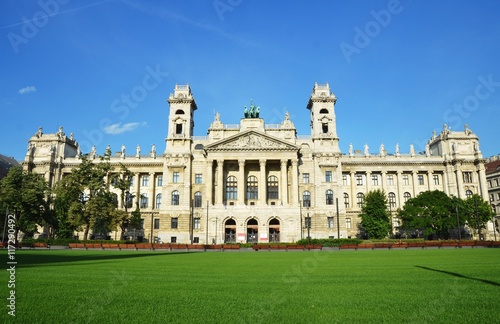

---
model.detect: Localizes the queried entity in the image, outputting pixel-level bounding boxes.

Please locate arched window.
[226,176,237,200]
[388,192,396,209]
[267,175,279,199]
[344,193,349,208]
[247,176,258,199]
[111,193,118,207]
[171,191,180,205]
[303,191,311,207]
[403,192,411,202]
[140,194,148,208]
[465,190,473,198]
[175,109,185,115]
[356,192,365,208]
[319,108,329,114]
[155,193,162,209]
[194,191,202,207]
[326,190,333,205]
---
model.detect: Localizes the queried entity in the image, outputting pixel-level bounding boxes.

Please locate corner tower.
[307,83,340,153]
[165,84,197,153]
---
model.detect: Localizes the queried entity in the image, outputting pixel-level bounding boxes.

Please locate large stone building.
[22,83,494,242]
[485,156,500,239]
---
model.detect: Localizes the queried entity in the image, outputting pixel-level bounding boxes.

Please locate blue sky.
[1,0,500,162]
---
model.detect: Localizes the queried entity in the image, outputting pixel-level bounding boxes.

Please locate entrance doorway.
[247,219,258,243]
[269,218,280,242]
[225,219,236,243]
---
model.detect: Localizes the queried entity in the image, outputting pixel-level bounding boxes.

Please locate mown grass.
[1,248,499,323]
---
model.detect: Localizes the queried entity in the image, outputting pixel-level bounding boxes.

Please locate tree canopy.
[359,189,391,239]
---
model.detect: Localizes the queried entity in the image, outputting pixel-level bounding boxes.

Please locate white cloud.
[18,86,37,95]
[103,122,147,135]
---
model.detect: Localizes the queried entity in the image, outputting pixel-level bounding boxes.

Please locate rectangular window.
[327,217,334,229]
[171,236,177,243]
[193,237,199,243]
[194,218,200,230]
[157,175,163,187]
[393,217,400,228]
[433,174,439,185]
[171,217,178,229]
[346,218,351,229]
[141,175,149,187]
[356,174,363,186]
[344,193,349,208]
[342,174,348,186]
[495,179,499,187]
[403,174,409,185]
[140,219,144,229]
[194,194,202,208]
[463,172,473,184]
[497,193,500,200]
[371,174,379,186]
[325,171,332,183]
[194,217,201,229]
[154,218,160,229]
[140,195,148,208]
[173,172,180,183]
[195,174,202,184]
[129,176,134,188]
[418,175,424,186]
[387,174,394,186]
[303,173,310,184]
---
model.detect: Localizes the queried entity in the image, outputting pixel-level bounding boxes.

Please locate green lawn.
[1,248,500,323]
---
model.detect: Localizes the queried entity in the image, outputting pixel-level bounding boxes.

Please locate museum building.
[22,83,495,243]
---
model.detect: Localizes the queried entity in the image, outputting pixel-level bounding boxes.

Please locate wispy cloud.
[122,0,259,48]
[18,86,37,94]
[104,121,147,135]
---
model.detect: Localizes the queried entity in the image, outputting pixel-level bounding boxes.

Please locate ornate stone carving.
[217,134,289,150]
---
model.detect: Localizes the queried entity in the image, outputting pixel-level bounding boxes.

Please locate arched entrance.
[224,219,236,243]
[269,218,280,242]
[247,219,258,243]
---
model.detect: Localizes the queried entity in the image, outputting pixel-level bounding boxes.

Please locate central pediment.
[204,130,299,152]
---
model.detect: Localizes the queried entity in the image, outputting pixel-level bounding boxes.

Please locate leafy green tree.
[66,156,115,240]
[128,206,143,241]
[359,190,391,239]
[463,194,494,239]
[0,166,50,241]
[52,176,81,238]
[110,164,134,239]
[398,190,456,239]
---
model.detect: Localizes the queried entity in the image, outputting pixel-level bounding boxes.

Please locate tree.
[66,156,116,240]
[52,176,81,238]
[359,190,391,239]
[398,190,456,239]
[110,164,134,239]
[0,166,50,241]
[463,194,494,239]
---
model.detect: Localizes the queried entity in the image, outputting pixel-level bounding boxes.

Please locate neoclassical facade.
[22,83,494,242]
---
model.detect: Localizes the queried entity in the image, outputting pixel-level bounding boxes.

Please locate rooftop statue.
[244,100,260,118]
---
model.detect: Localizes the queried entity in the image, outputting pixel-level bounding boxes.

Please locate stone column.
[455,166,464,198]
[217,159,224,205]
[238,159,246,205]
[381,171,387,191]
[412,171,418,197]
[259,159,266,205]
[366,171,372,192]
[442,170,450,195]
[350,171,355,209]
[206,160,213,205]
[135,173,140,207]
[427,170,433,191]
[149,172,155,209]
[477,164,489,200]
[396,171,403,206]
[291,159,299,205]
[281,159,288,205]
